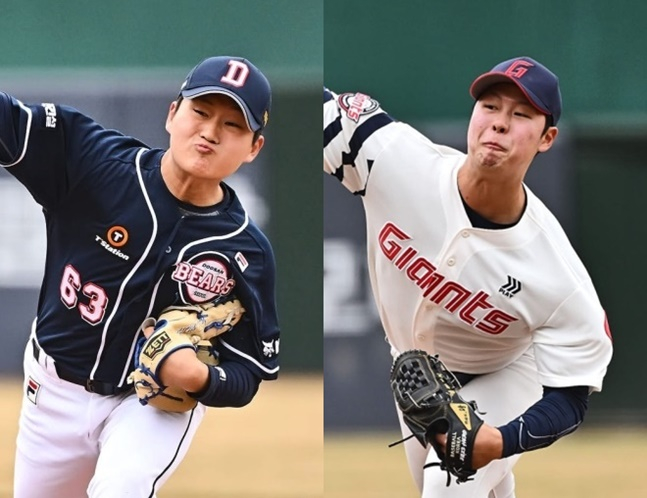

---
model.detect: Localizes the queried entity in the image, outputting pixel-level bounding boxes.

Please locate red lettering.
[187,268,203,286]
[407,258,436,286]
[421,272,445,298]
[505,60,533,79]
[379,222,411,260]
[459,291,493,325]
[197,272,214,291]
[172,262,191,281]
[210,276,226,293]
[476,310,518,334]
[430,281,472,313]
[603,312,613,341]
[221,279,236,295]
[395,247,417,269]
[378,222,519,335]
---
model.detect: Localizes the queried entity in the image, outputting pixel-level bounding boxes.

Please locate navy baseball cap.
[179,56,271,131]
[469,56,562,125]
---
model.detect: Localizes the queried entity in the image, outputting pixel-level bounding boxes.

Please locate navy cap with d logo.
[179,56,271,131]
[469,56,562,126]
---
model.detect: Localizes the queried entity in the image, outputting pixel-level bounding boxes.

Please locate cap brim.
[469,72,550,116]
[181,86,261,131]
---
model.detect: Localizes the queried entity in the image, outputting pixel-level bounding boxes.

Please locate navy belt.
[31,339,132,396]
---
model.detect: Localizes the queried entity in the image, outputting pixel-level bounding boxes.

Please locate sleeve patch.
[41,103,57,129]
[338,92,380,122]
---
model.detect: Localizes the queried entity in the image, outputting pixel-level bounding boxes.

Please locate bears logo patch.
[172,252,236,304]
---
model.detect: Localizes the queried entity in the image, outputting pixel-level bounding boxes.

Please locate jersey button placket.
[444,229,472,271]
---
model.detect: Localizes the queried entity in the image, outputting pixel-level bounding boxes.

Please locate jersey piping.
[219,338,279,375]
[114,159,254,385]
[176,211,249,262]
[1,100,32,167]
[91,147,158,383]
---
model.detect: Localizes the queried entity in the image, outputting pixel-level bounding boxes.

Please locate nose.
[491,114,509,133]
[200,128,219,145]
[491,120,508,133]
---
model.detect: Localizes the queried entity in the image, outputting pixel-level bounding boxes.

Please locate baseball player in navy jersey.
[3,55,280,497]
[324,56,613,497]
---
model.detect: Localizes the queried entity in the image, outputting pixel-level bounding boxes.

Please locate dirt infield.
[0,375,323,498]
[325,428,647,497]
[3,374,645,497]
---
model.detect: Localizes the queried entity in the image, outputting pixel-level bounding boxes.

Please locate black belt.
[454,371,478,387]
[31,339,132,396]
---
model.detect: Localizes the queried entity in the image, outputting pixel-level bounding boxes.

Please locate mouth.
[483,141,505,152]
[195,143,215,154]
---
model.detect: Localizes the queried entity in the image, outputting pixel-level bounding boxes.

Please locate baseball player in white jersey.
[323,56,613,497]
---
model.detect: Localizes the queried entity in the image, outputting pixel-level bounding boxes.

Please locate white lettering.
[220,60,250,87]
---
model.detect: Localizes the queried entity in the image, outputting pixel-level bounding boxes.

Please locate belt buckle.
[85,379,98,393]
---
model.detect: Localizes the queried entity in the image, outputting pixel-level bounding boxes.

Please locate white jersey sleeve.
[533,278,612,392]
[323,88,397,195]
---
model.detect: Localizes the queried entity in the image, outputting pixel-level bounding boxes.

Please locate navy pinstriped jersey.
[0,92,279,403]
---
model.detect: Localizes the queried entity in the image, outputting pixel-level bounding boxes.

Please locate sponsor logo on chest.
[95,226,131,261]
[378,222,518,334]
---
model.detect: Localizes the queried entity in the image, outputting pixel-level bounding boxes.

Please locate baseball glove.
[127,298,245,412]
[389,350,484,486]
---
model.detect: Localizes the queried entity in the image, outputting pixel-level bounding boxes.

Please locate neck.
[160,151,223,206]
[457,165,526,225]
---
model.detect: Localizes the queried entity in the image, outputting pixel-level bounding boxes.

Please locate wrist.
[472,424,504,469]
[182,360,210,393]
[159,349,209,392]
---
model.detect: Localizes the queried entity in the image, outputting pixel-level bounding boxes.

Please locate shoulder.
[240,218,276,273]
[223,185,275,261]
[324,89,396,145]
[524,188,591,282]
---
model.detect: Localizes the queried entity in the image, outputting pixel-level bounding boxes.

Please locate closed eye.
[193,108,208,117]
[225,121,244,129]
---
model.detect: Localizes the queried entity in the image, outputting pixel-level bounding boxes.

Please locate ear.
[538,126,558,153]
[243,135,265,163]
[165,101,179,134]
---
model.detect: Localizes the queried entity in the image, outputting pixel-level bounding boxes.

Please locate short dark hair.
[174,96,263,144]
[542,115,552,136]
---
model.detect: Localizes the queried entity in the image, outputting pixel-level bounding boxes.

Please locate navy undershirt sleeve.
[190,361,261,408]
[497,385,589,458]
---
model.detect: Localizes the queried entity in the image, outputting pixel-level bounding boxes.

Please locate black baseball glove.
[389,350,484,485]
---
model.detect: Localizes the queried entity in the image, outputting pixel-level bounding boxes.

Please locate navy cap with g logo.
[469,56,562,126]
[180,56,271,132]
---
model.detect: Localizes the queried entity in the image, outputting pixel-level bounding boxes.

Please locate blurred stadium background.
[324,1,647,495]
[3,0,647,496]
[0,1,322,497]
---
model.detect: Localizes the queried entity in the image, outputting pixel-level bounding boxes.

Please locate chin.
[475,153,500,169]
[179,158,216,176]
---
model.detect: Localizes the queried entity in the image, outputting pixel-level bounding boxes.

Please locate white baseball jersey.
[324,90,612,391]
